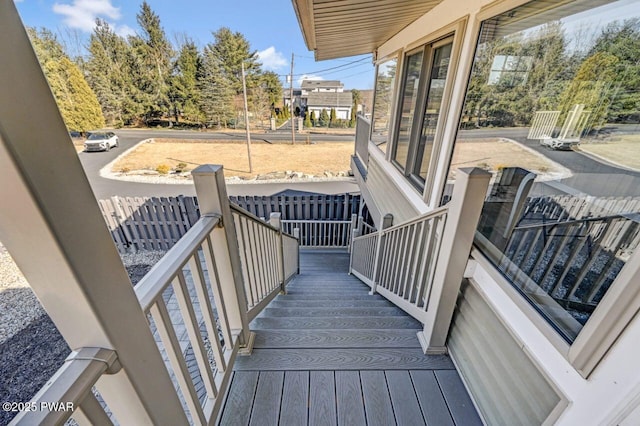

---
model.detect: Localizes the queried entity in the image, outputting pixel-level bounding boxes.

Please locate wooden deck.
[218,251,482,425]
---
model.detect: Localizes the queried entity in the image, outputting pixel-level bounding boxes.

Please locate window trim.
[455,0,640,379]
[370,53,401,157]
[390,35,458,193]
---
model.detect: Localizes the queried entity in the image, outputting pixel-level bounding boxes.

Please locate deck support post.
[270,212,287,294]
[0,3,187,422]
[417,168,490,354]
[193,165,254,354]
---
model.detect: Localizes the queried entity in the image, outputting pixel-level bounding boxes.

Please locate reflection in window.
[413,42,453,182]
[447,0,640,342]
[488,55,533,86]
[392,51,424,170]
[371,58,397,153]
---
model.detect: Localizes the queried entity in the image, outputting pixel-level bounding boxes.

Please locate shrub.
[156,164,171,174]
[175,162,188,173]
[119,166,131,174]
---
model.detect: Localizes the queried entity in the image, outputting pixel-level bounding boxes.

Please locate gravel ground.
[0,245,166,425]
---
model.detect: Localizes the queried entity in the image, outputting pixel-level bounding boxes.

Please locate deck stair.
[219,251,482,425]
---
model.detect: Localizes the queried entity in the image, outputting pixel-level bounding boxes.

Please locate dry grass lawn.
[114,139,354,178]
[578,135,640,170]
[113,137,563,179]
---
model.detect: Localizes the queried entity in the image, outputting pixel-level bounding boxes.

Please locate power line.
[277,56,370,78]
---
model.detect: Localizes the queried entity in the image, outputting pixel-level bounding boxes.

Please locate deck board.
[219,371,258,426]
[254,329,421,349]
[336,371,366,426]
[411,370,454,426]
[435,370,483,426]
[233,348,454,371]
[251,316,422,330]
[279,371,309,426]
[309,371,337,426]
[360,371,396,426]
[261,307,406,317]
[249,372,284,426]
[386,370,427,425]
[219,251,481,425]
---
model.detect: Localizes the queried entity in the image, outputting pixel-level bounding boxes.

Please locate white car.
[84,132,119,152]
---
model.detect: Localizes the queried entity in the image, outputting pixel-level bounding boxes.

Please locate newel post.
[417,168,491,354]
[192,165,254,353]
[270,212,286,293]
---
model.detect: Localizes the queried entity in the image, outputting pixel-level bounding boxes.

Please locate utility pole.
[241,62,253,173]
[290,52,296,145]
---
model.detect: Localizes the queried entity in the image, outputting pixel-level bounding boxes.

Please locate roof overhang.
[292,0,444,61]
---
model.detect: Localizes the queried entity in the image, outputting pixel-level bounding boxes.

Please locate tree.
[28,28,104,132]
[589,19,640,123]
[86,19,137,126]
[350,88,361,127]
[329,108,337,127]
[304,111,312,128]
[209,27,261,95]
[169,40,203,123]
[319,108,329,127]
[259,71,284,114]
[558,51,619,128]
[310,111,316,126]
[130,1,174,122]
[199,44,234,127]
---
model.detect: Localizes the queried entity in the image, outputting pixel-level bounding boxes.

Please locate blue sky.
[14,0,376,89]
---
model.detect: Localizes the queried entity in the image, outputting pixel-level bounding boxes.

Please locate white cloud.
[115,24,135,38]
[53,0,121,32]
[297,74,323,86]
[257,46,287,71]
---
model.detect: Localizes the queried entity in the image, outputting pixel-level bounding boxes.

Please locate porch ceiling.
[292,0,444,60]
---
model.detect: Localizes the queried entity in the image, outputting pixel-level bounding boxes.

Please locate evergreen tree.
[329,108,337,127]
[304,111,312,128]
[28,28,104,132]
[86,19,137,126]
[130,1,174,122]
[199,44,234,127]
[169,40,203,123]
[319,108,329,127]
[209,27,262,95]
[310,111,316,126]
[350,88,361,127]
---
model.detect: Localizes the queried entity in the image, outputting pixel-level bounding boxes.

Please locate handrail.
[10,348,119,425]
[230,204,281,232]
[135,215,220,312]
[350,207,449,323]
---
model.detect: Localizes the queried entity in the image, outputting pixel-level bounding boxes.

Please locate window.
[392,37,454,189]
[447,0,640,343]
[371,58,398,153]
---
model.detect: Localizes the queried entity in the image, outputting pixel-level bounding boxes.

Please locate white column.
[418,168,491,354]
[192,165,254,352]
[0,3,186,423]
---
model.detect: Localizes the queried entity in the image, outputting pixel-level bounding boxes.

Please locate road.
[78,129,359,199]
[458,127,640,197]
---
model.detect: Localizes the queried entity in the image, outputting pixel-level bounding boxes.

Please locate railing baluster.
[74,391,113,425]
[150,297,207,425]
[202,237,234,349]
[174,269,218,399]
[187,254,227,373]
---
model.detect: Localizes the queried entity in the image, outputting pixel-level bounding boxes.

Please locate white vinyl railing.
[134,214,235,423]
[231,206,298,321]
[282,217,356,248]
[283,233,300,282]
[350,207,448,323]
[348,169,491,353]
[10,165,299,425]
